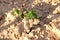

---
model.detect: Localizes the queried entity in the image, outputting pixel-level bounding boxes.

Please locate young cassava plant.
[13,8,38,33]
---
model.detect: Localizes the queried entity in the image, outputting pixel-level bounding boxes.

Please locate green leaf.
[27,10,38,19]
[26,11,33,19]
[13,9,22,16]
[31,10,38,19]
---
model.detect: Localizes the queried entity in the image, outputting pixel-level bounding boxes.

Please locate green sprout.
[13,9,22,16]
[13,8,38,33]
[26,10,38,19]
[13,9,24,19]
[13,9,38,19]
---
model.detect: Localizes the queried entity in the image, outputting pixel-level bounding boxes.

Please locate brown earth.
[0,0,60,40]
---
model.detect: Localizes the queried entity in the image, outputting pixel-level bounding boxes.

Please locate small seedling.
[13,9,38,19]
[13,8,38,33]
[26,10,38,19]
[13,9,22,16]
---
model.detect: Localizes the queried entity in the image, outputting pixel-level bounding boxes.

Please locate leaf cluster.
[13,9,38,19]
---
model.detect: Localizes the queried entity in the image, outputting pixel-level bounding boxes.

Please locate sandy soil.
[0,0,60,40]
